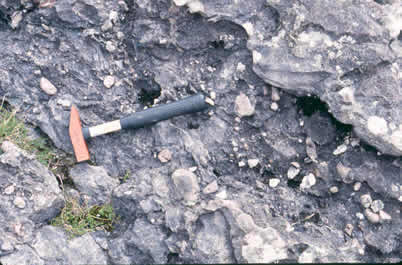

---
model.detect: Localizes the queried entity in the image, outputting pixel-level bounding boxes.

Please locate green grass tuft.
[51,198,118,237]
[0,105,57,166]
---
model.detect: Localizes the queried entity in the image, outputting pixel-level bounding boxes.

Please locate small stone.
[11,11,23,29]
[364,208,380,224]
[172,169,200,203]
[300,173,316,190]
[305,137,318,162]
[210,91,216,100]
[379,210,392,222]
[4,185,15,195]
[336,162,352,183]
[271,87,280,101]
[333,144,348,155]
[238,161,246,167]
[353,182,361,191]
[157,149,172,163]
[237,62,246,72]
[235,93,255,117]
[57,98,72,108]
[351,138,360,147]
[255,180,265,190]
[367,116,388,136]
[360,194,372,208]
[269,178,280,188]
[189,166,198,172]
[203,180,218,194]
[103,75,115,88]
[215,190,227,199]
[247,159,259,168]
[370,200,384,213]
[40,77,57,95]
[101,20,113,31]
[13,197,26,209]
[344,223,354,236]
[117,31,125,40]
[105,41,116,52]
[109,11,119,23]
[291,162,300,168]
[329,186,339,194]
[287,164,300,179]
[270,102,279,111]
[356,212,364,220]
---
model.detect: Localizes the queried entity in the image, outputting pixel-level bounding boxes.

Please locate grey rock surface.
[175,0,402,156]
[31,226,108,265]
[0,0,401,264]
[69,163,120,205]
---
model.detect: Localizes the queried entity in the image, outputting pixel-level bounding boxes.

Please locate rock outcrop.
[0,0,400,264]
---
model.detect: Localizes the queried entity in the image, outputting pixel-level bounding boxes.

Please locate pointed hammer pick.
[69,93,210,162]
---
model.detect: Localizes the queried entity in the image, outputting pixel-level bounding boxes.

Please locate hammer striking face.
[68,93,210,163]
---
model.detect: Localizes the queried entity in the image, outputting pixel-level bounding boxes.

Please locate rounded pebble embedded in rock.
[360,194,372,208]
[353,182,361,191]
[210,91,216,100]
[172,168,200,203]
[13,197,26,209]
[364,208,380,224]
[4,185,15,195]
[356,212,364,220]
[269,178,280,188]
[235,93,255,117]
[157,149,172,163]
[333,144,348,155]
[300,173,316,190]
[40,77,57,95]
[370,200,384,213]
[287,164,300,179]
[336,162,352,183]
[270,102,279,111]
[247,159,259,168]
[105,41,116,52]
[329,186,339,194]
[103,75,115,88]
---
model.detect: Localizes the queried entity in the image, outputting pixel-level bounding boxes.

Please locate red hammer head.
[69,105,90,162]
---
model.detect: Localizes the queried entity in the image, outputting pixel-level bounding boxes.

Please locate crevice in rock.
[135,78,162,105]
[296,95,353,138]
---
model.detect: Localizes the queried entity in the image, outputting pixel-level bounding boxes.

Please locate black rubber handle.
[120,93,209,130]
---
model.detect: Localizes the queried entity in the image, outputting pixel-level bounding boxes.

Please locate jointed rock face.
[0,0,401,264]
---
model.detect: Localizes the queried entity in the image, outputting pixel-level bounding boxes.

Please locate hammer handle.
[82,93,209,140]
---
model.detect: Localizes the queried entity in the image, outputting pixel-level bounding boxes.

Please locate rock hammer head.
[69,105,90,162]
